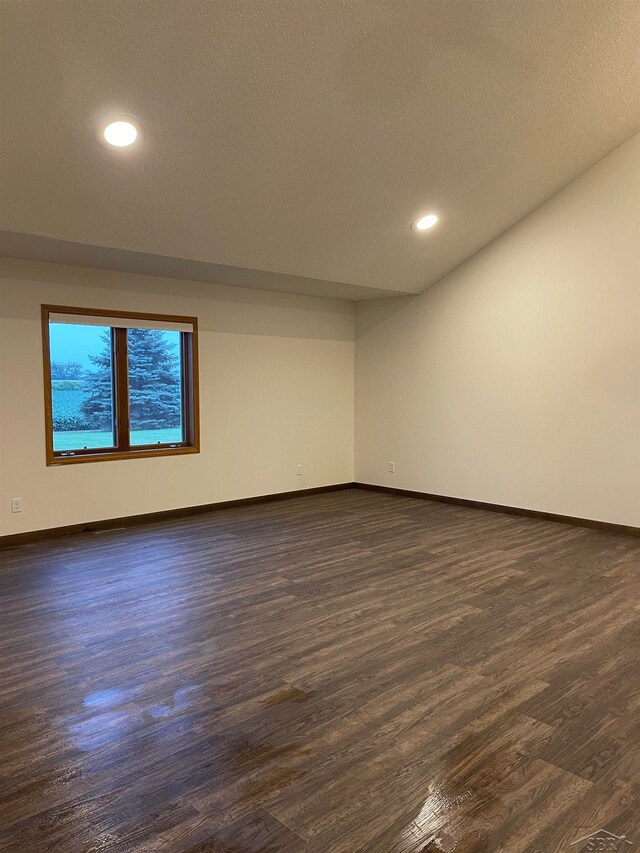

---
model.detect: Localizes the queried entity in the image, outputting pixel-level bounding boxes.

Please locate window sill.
[47,446,200,466]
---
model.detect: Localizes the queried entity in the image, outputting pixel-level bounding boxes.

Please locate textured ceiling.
[1,0,639,299]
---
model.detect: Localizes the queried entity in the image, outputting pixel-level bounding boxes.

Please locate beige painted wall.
[355,133,640,527]
[0,259,355,535]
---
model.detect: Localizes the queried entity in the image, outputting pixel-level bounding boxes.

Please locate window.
[42,306,199,464]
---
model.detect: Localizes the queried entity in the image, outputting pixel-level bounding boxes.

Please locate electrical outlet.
[296,464,303,476]
[10,498,22,513]
[388,462,396,473]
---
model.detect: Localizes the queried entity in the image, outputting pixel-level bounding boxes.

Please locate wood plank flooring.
[0,488,639,852]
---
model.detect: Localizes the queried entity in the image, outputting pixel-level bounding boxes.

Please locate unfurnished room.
[0,1,639,851]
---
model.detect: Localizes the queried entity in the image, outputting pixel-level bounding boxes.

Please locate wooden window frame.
[42,305,200,465]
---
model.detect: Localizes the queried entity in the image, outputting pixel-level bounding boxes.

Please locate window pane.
[127,329,184,446]
[49,323,116,451]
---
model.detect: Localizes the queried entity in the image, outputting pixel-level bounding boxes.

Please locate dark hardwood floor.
[1,489,639,852]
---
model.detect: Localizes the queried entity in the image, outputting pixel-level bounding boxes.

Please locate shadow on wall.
[0,256,356,342]
[355,295,417,339]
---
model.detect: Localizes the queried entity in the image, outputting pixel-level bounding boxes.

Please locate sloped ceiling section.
[1,0,639,300]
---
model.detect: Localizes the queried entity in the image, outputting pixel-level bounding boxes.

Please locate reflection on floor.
[1,489,639,852]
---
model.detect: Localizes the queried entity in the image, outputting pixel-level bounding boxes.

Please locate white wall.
[0,259,355,535]
[355,134,640,527]
[2,136,638,536]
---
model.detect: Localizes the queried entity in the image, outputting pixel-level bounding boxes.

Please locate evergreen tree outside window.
[42,306,199,464]
[127,329,183,443]
[76,328,117,436]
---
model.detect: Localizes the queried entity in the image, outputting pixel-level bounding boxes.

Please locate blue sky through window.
[49,323,105,368]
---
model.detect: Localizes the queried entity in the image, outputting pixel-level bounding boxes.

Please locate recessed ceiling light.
[412,213,439,232]
[103,119,138,147]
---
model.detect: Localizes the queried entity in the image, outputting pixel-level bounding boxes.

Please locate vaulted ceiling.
[1,0,639,299]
